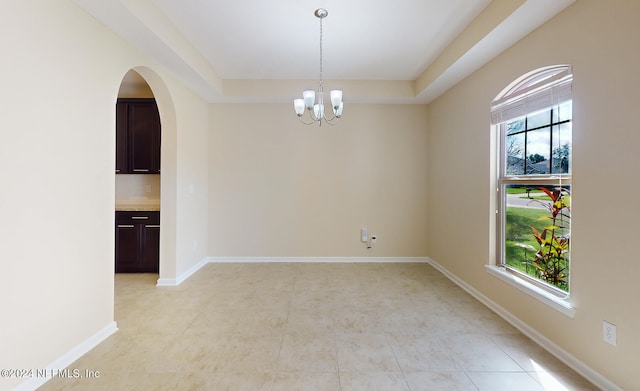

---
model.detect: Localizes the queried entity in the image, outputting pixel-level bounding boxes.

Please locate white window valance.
[491,65,572,125]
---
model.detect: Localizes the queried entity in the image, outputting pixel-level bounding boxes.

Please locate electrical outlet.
[602,320,617,346]
[370,234,377,243]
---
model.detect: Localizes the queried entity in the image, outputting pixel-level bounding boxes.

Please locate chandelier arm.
[322,111,337,122]
[322,111,340,125]
[296,109,340,126]
[321,118,339,126]
[297,112,319,125]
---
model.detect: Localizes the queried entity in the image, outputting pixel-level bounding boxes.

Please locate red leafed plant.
[527,187,570,291]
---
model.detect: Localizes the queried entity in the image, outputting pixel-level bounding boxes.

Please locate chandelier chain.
[319,16,323,83]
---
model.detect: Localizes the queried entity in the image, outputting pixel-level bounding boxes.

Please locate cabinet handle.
[145,225,160,228]
[132,169,150,172]
[131,216,149,220]
[117,224,135,228]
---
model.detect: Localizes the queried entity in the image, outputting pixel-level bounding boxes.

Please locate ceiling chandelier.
[294,8,343,126]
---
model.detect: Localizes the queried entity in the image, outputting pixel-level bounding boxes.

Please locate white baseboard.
[156,257,209,286]
[157,256,428,287]
[426,257,621,391]
[15,321,118,391]
[207,256,429,263]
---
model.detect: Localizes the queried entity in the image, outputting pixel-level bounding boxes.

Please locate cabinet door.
[115,211,160,273]
[128,102,161,174]
[115,224,139,273]
[140,224,160,273]
[115,102,128,173]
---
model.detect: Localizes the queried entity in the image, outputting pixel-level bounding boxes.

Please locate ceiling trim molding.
[73,0,576,104]
[120,0,223,93]
[414,0,525,96]
[417,0,576,103]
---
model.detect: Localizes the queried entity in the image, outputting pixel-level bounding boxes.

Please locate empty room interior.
[2,1,638,390]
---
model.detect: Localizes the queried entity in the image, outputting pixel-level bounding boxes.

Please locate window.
[492,66,572,295]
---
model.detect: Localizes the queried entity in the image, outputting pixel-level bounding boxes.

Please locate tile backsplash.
[115,174,160,205]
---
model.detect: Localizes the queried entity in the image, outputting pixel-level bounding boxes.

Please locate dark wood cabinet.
[115,103,128,173]
[115,211,160,273]
[116,98,161,174]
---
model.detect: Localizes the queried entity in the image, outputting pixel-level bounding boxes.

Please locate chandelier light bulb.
[330,90,343,110]
[294,99,305,116]
[313,104,324,120]
[303,90,316,109]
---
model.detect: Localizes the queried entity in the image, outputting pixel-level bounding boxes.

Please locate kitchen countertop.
[115,199,160,211]
[116,205,160,211]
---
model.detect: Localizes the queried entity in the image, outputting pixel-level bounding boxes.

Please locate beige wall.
[426,0,639,389]
[208,104,429,257]
[169,79,210,277]
[0,2,209,389]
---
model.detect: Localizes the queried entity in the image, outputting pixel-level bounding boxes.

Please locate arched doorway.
[115,67,177,284]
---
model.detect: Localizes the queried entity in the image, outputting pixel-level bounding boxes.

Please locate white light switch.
[361,228,368,242]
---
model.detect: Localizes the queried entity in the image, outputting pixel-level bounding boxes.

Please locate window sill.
[485,265,575,318]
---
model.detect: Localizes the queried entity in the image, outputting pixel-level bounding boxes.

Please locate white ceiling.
[150,0,490,81]
[73,0,575,104]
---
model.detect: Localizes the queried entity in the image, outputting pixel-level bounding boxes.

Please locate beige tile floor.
[40,263,597,390]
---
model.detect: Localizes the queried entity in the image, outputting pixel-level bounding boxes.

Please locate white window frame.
[488,65,575,317]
